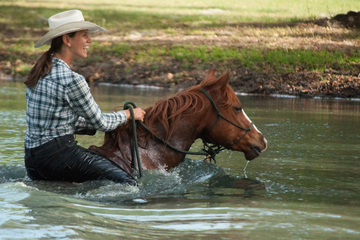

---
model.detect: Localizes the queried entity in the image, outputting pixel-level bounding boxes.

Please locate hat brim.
[34,21,106,48]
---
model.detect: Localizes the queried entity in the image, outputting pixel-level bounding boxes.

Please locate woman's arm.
[74,116,97,135]
[66,75,127,132]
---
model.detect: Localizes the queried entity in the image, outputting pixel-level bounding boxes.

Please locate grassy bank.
[88,42,360,73]
[1,0,360,90]
[1,0,359,28]
[4,40,360,78]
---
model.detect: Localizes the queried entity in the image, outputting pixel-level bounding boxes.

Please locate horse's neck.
[139,109,207,170]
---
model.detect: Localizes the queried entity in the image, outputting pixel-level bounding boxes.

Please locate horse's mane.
[104,70,239,146]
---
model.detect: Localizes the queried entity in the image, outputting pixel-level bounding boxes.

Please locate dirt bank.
[1,16,360,98]
[67,57,360,99]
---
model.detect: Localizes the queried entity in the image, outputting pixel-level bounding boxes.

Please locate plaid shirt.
[25,58,127,148]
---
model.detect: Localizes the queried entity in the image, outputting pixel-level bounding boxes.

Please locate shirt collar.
[53,57,71,70]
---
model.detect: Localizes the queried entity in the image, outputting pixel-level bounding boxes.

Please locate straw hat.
[34,9,106,48]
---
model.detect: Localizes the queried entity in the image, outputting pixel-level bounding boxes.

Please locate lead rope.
[124,102,143,178]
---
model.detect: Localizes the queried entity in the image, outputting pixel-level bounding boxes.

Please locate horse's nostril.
[254,146,261,153]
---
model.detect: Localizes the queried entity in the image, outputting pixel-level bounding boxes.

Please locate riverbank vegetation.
[1,0,360,97]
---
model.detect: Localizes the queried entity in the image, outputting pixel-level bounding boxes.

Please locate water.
[1,81,360,239]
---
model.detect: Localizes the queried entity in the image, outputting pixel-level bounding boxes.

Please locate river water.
[0,81,359,239]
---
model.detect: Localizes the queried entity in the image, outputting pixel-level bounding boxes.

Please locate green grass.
[4,38,360,76]
[11,63,33,77]
[1,0,360,76]
[1,0,360,29]
[85,43,360,73]
[91,42,130,55]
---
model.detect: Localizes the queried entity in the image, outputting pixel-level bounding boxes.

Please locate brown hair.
[24,32,76,87]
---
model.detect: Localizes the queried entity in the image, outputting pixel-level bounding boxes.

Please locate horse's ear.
[217,69,230,89]
[204,69,216,81]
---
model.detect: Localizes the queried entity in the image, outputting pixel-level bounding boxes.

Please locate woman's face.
[68,30,92,60]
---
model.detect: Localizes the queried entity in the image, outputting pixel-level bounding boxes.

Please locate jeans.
[24,135,136,185]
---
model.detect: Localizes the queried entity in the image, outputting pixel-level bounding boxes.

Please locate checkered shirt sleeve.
[66,73,126,132]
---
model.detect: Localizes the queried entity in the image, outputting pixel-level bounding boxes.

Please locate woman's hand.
[124,108,146,122]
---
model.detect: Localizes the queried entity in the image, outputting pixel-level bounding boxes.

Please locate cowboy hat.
[34,9,106,48]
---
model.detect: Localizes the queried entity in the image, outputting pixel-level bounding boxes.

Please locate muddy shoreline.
[2,60,360,99]
[73,59,360,99]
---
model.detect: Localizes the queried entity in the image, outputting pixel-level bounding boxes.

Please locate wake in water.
[1,159,265,203]
[0,165,28,183]
[74,158,225,202]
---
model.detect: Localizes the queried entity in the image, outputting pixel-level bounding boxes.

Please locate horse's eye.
[234,106,242,112]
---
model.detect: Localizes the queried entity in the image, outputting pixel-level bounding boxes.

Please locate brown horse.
[90,69,267,174]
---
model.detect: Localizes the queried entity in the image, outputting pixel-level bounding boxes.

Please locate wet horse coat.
[90,70,267,174]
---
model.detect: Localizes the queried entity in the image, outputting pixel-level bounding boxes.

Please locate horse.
[89,69,268,175]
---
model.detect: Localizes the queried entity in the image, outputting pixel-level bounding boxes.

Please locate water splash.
[0,165,27,183]
[132,198,148,203]
[243,161,250,178]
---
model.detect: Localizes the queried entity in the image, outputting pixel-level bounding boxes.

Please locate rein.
[123,88,253,178]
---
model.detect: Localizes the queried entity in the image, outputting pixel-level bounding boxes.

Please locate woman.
[24,10,145,185]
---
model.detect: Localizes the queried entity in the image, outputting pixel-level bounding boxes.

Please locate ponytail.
[24,49,53,87]
[24,32,76,87]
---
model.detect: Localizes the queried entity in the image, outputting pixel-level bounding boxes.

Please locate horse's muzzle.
[245,137,267,160]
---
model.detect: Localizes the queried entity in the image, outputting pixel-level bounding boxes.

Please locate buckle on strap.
[55,135,74,148]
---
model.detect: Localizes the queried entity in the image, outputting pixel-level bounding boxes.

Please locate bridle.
[200,88,254,159]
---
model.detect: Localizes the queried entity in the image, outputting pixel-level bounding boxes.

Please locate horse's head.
[198,69,267,160]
